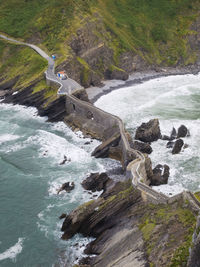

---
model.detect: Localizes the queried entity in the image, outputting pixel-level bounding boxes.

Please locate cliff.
[1,0,200,91]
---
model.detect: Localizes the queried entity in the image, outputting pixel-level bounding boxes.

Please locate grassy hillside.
[0,40,47,89]
[0,0,199,65]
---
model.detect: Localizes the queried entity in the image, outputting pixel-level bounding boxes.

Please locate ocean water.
[0,103,117,266]
[95,73,200,195]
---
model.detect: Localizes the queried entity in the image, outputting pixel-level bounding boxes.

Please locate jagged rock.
[170,127,177,140]
[172,139,184,154]
[57,182,75,194]
[61,180,140,240]
[81,173,111,192]
[59,155,71,165]
[177,125,188,138]
[150,164,170,186]
[166,141,174,148]
[105,68,129,81]
[91,133,121,159]
[135,119,161,143]
[132,140,152,154]
[59,213,67,219]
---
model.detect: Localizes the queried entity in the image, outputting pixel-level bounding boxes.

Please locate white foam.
[0,238,25,262]
[0,134,20,145]
[152,184,184,196]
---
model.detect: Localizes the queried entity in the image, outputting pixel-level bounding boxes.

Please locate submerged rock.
[81,173,111,192]
[132,140,153,154]
[162,127,177,141]
[166,141,174,149]
[57,182,75,194]
[135,119,161,143]
[150,164,170,186]
[172,139,184,154]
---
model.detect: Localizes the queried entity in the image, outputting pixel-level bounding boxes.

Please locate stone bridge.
[1,33,200,211]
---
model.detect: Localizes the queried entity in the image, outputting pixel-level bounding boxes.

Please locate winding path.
[1,33,200,209]
[0,34,83,94]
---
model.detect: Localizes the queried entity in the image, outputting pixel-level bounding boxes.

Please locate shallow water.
[95,73,200,195]
[0,103,117,266]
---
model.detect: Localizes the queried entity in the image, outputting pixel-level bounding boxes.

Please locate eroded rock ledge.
[61,178,198,267]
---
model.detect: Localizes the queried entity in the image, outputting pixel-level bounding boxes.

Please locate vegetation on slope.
[0,0,200,65]
[0,40,47,89]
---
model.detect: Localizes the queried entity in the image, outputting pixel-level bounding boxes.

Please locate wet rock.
[166,141,174,149]
[59,213,67,219]
[177,125,188,138]
[150,164,170,186]
[183,144,189,149]
[84,141,91,145]
[132,140,152,154]
[81,173,111,192]
[57,182,75,194]
[59,155,67,165]
[135,119,161,143]
[172,139,184,154]
[91,133,121,159]
[170,127,177,140]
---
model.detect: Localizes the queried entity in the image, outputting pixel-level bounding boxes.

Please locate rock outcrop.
[81,173,111,192]
[135,119,161,143]
[150,164,170,186]
[60,179,197,267]
[172,139,184,154]
[177,125,189,138]
[91,133,121,160]
[131,140,153,154]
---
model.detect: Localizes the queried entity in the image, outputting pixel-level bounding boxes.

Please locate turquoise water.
[0,103,115,266]
[95,73,200,195]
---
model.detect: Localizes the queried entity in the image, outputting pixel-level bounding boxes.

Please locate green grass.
[0,40,47,89]
[0,0,199,67]
[139,203,196,266]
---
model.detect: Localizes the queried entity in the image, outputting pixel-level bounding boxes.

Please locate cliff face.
[56,17,147,88]
[61,179,197,267]
[1,0,200,90]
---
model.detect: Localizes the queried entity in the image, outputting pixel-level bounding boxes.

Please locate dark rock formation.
[61,180,141,240]
[59,155,71,165]
[57,182,75,194]
[177,125,188,138]
[150,164,170,186]
[162,127,177,141]
[172,139,184,154]
[3,81,67,122]
[170,127,177,140]
[81,172,111,192]
[135,119,161,143]
[0,76,19,90]
[132,140,153,154]
[91,133,121,159]
[59,213,67,219]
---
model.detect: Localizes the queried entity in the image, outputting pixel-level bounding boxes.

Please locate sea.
[0,72,200,266]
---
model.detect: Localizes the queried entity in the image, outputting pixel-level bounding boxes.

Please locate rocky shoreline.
[87,65,200,103]
[61,172,199,267]
[1,65,200,266]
